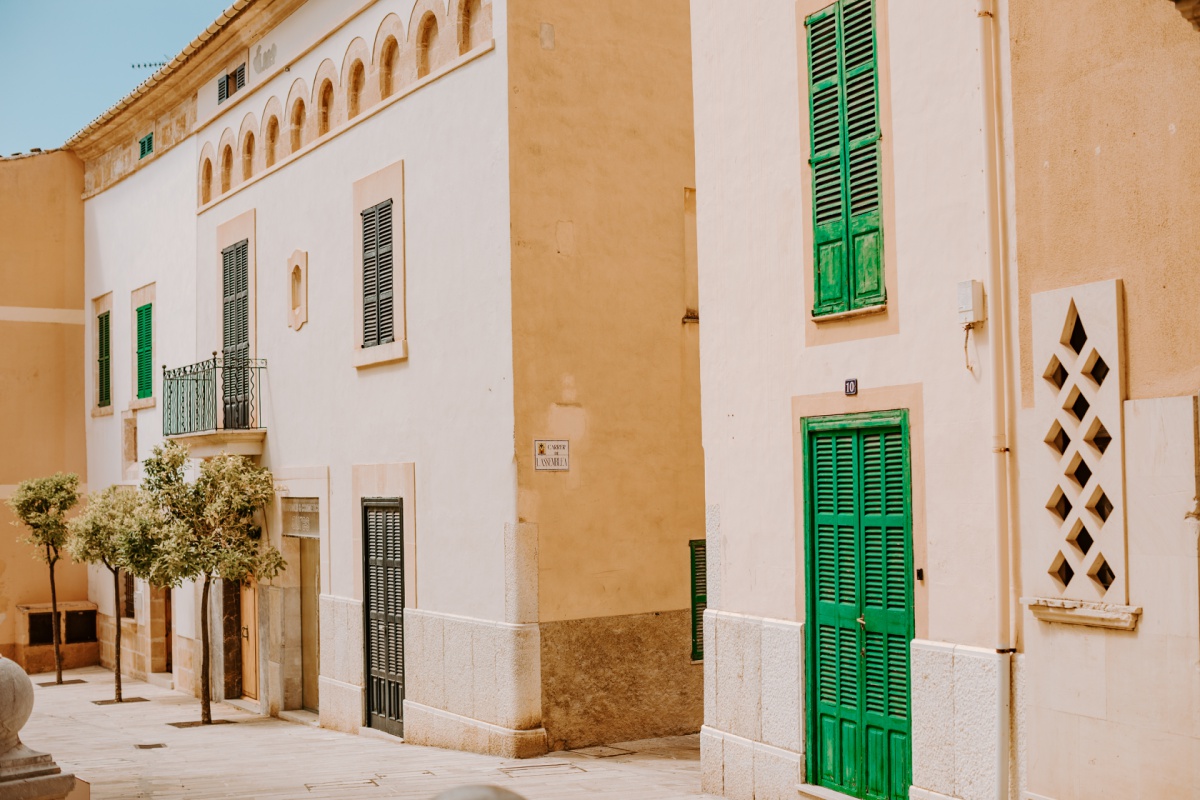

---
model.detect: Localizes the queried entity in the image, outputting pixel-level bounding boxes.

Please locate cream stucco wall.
[506,0,704,624]
[0,151,90,663]
[692,0,1015,796]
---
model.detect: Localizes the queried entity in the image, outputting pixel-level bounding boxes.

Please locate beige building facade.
[59,0,702,759]
[0,151,94,675]
[690,0,1200,798]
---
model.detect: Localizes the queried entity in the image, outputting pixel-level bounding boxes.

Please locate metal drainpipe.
[977,1,1015,798]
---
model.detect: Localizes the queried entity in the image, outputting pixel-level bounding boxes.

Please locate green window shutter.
[689,539,707,661]
[235,63,246,90]
[376,200,395,344]
[807,0,884,317]
[217,74,229,103]
[362,205,380,347]
[138,133,153,159]
[97,312,111,407]
[222,240,250,357]
[135,303,153,399]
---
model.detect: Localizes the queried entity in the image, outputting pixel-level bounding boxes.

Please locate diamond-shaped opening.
[1068,519,1093,556]
[1047,486,1073,522]
[1061,304,1088,355]
[1049,551,1075,589]
[1043,355,1069,391]
[1090,556,1115,592]
[1064,385,1091,422]
[1087,487,1114,523]
[1067,453,1093,489]
[1045,420,1071,457]
[1085,417,1112,455]
[1082,349,1110,388]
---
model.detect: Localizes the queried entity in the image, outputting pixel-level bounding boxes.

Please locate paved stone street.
[24,668,714,800]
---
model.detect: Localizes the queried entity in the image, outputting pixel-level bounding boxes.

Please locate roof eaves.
[63,0,259,150]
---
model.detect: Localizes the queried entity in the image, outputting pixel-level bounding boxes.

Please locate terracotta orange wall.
[1011,0,1200,405]
[507,0,704,622]
[0,152,89,652]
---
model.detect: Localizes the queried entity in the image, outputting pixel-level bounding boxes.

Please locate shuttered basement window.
[361,199,395,348]
[690,539,707,661]
[138,133,154,160]
[135,303,153,399]
[97,311,111,407]
[806,0,884,317]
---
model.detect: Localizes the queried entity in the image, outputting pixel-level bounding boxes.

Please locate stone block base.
[403,700,548,758]
[318,675,363,734]
[701,726,802,800]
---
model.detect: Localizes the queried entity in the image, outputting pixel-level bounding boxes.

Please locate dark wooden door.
[363,500,404,736]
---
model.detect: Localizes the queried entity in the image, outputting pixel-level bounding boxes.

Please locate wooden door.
[805,412,913,800]
[300,537,320,712]
[363,500,404,736]
[240,579,258,700]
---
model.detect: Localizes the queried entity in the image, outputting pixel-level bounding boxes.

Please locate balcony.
[163,353,267,458]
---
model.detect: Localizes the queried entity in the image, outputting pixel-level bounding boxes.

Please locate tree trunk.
[47,547,62,685]
[111,566,123,702]
[200,574,212,724]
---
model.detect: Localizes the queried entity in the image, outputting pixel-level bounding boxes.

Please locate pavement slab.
[23,667,717,800]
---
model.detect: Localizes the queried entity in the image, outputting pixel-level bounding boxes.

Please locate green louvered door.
[363,499,404,736]
[222,239,250,428]
[806,413,912,799]
[807,0,884,317]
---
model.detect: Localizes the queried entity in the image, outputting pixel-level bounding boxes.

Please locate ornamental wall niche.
[1024,279,1141,629]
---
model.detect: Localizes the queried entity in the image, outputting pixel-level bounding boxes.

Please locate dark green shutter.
[377,200,395,344]
[218,74,229,103]
[807,0,884,317]
[135,303,152,399]
[364,500,405,736]
[97,311,111,407]
[139,133,153,159]
[222,240,251,428]
[807,417,912,800]
[235,63,246,90]
[362,206,379,347]
[689,539,707,661]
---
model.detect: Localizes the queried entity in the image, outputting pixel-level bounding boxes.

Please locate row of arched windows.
[199,0,489,205]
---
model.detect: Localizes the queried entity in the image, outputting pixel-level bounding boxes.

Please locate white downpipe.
[977,1,1015,799]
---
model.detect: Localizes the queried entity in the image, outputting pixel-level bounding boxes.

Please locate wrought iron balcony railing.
[163,353,267,437]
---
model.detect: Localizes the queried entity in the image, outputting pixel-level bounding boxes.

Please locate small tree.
[142,441,283,724]
[67,485,161,702]
[7,473,80,684]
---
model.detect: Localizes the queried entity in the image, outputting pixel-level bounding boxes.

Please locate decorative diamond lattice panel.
[1029,281,1127,603]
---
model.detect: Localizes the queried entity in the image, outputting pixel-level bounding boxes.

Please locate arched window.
[201,159,213,204]
[242,132,255,181]
[417,14,438,79]
[318,80,335,136]
[291,99,306,154]
[266,117,279,167]
[348,60,366,119]
[460,0,482,54]
[380,37,398,99]
[220,145,233,193]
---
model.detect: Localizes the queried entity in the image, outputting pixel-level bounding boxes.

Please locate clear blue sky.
[0,0,234,153]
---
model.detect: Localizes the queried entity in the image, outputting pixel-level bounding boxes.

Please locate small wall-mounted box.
[957,279,986,325]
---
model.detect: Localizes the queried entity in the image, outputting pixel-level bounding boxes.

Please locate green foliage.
[7,473,80,562]
[67,485,161,574]
[141,441,283,587]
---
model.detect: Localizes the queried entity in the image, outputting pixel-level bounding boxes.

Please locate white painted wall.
[691,0,1002,647]
[85,0,514,623]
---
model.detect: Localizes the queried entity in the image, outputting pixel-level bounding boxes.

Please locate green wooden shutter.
[859,427,911,799]
[135,303,153,399]
[362,205,380,347]
[97,311,111,407]
[376,200,395,344]
[235,63,246,90]
[217,74,229,103]
[689,539,707,661]
[807,0,884,317]
[810,430,861,795]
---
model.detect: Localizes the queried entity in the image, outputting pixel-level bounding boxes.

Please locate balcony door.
[222,239,250,429]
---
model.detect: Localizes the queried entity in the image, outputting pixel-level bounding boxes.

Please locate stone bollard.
[0,656,76,800]
[431,787,527,800]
